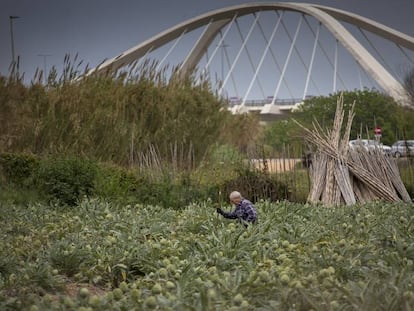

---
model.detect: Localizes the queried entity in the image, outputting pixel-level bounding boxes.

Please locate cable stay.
[272,14,303,103]
[333,39,338,93]
[303,16,347,92]
[357,27,398,79]
[156,30,187,72]
[303,21,320,100]
[396,44,414,66]
[357,62,363,89]
[198,14,238,84]
[355,60,380,90]
[180,19,214,73]
[242,10,284,105]
[218,12,261,97]
[277,14,321,98]
[222,39,240,98]
[256,10,296,100]
[235,13,266,101]
[127,47,155,78]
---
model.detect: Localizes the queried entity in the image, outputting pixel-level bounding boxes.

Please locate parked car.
[348,139,392,154]
[390,140,414,158]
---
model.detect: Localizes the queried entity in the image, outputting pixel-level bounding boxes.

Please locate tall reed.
[0,55,234,167]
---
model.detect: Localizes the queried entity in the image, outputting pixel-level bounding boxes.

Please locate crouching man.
[216,191,257,226]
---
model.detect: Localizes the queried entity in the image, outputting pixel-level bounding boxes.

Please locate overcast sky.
[1,0,414,94]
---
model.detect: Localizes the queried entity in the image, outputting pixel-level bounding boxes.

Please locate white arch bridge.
[86,2,414,119]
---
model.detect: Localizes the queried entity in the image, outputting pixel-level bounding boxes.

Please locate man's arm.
[218,206,242,219]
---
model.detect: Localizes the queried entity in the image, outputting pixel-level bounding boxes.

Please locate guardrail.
[229,98,303,107]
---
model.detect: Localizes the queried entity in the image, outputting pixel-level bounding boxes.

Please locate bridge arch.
[87,2,414,102]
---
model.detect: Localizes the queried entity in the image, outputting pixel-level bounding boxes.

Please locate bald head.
[229,191,241,200]
[229,191,242,204]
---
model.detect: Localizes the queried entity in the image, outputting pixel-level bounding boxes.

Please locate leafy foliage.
[0,150,311,207]
[261,90,414,151]
[1,200,414,310]
[0,152,39,186]
[94,163,141,202]
[36,155,97,206]
[49,239,89,277]
[293,89,414,145]
[261,119,304,156]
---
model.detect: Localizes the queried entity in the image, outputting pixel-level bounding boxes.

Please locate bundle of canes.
[294,93,411,205]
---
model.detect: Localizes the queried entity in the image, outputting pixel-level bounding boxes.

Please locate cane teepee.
[295,93,411,206]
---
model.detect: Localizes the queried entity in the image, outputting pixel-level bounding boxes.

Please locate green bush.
[94,163,140,203]
[0,186,42,205]
[36,156,97,206]
[0,152,40,187]
[0,151,310,207]
[94,165,201,208]
[222,167,291,203]
[133,173,215,209]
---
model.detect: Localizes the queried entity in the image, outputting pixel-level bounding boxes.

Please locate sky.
[1,0,414,97]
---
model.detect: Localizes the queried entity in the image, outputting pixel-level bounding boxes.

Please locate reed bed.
[0,56,233,167]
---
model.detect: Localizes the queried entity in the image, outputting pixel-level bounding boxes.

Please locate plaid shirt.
[221,198,257,223]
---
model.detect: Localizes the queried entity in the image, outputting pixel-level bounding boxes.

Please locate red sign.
[374,127,382,135]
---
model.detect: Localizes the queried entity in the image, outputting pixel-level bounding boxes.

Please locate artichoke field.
[1,199,414,310]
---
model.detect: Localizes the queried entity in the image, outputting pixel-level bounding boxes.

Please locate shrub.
[0,186,42,205]
[0,152,40,187]
[36,156,97,206]
[134,173,213,209]
[222,167,291,203]
[94,163,140,203]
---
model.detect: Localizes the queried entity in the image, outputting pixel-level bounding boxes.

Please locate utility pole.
[38,54,52,84]
[9,16,20,65]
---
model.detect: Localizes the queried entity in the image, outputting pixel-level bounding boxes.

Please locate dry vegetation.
[295,93,411,205]
[0,57,262,168]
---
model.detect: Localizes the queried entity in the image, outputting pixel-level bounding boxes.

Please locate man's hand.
[216,207,223,215]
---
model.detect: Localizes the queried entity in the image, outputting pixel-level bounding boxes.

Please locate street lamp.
[38,54,52,84]
[9,16,20,65]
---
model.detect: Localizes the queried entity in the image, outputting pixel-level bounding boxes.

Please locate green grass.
[1,199,414,310]
[0,64,232,167]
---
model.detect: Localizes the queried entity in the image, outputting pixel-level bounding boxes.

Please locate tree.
[261,119,303,156]
[292,89,414,145]
[260,90,414,151]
